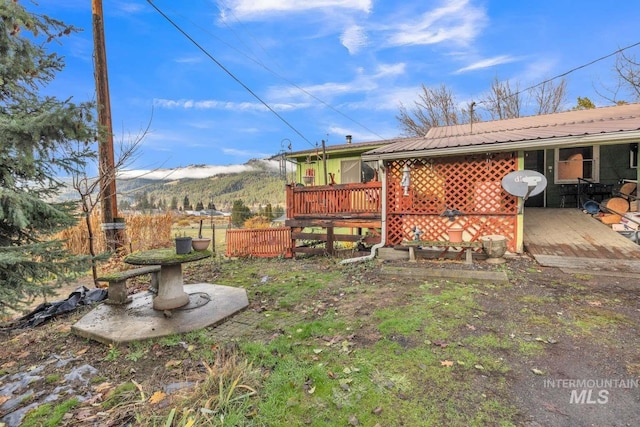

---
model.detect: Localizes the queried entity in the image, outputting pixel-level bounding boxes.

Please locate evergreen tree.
[230,200,252,228]
[273,205,284,219]
[265,203,274,221]
[573,96,596,110]
[195,201,204,211]
[0,2,96,314]
[170,195,178,210]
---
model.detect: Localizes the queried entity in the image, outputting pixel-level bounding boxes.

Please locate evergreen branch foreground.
[0,1,96,316]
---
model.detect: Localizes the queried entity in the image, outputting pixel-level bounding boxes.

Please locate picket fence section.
[225,227,293,258]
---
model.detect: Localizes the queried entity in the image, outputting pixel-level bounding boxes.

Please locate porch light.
[401,165,411,196]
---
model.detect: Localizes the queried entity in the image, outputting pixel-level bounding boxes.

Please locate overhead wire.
[474,40,640,107]
[146,0,315,147]
[155,0,388,142]
[150,1,640,143]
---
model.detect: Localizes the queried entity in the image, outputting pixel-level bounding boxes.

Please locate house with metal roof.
[227,104,640,259]
[362,103,640,254]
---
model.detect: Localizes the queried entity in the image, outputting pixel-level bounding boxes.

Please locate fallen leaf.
[531,368,544,375]
[148,390,167,404]
[474,364,485,370]
[307,386,316,394]
[327,370,336,379]
[466,324,476,331]
[313,348,323,354]
[165,360,182,368]
[372,406,383,415]
[441,360,454,367]
[74,409,95,421]
[75,347,89,356]
[588,301,602,306]
[0,395,10,406]
[348,415,360,426]
[94,382,112,393]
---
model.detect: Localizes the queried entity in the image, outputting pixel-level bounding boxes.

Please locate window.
[555,146,599,183]
[631,143,638,169]
[341,160,361,183]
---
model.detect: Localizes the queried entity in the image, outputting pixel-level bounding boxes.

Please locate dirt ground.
[1,254,639,426]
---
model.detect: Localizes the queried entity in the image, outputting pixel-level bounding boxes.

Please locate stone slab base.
[72,283,249,345]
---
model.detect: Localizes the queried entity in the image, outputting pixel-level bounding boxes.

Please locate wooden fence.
[225,227,292,258]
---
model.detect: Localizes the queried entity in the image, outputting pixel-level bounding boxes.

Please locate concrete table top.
[125,248,212,310]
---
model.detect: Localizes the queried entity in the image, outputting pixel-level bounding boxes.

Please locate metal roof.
[363,103,640,161]
[285,138,403,159]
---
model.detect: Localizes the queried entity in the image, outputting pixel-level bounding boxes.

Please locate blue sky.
[37,0,640,178]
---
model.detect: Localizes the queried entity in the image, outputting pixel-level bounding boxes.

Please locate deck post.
[327,227,334,255]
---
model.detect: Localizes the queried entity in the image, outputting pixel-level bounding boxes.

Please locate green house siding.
[600,144,635,183]
[295,156,363,185]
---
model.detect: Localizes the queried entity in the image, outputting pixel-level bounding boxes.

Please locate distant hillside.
[55,160,288,212]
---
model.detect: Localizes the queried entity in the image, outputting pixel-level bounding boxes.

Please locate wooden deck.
[523,208,640,273]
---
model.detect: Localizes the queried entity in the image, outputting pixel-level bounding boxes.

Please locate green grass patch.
[102,381,140,410]
[45,374,61,384]
[518,295,556,305]
[21,398,79,427]
[567,307,632,335]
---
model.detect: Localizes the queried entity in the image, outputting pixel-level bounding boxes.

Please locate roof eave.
[361,130,640,162]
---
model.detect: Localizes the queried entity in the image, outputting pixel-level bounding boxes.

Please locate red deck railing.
[225,227,292,258]
[286,182,382,219]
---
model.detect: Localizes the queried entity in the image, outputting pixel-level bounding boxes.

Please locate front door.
[524,150,545,207]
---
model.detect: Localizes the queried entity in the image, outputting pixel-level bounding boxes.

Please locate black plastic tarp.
[6,286,107,329]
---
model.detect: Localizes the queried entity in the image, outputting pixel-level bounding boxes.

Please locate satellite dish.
[501,170,547,200]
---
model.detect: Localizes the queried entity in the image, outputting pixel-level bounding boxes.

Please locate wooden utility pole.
[322,139,328,185]
[92,0,120,251]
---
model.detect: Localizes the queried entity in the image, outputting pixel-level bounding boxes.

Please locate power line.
[153,1,387,142]
[476,40,640,107]
[146,0,315,147]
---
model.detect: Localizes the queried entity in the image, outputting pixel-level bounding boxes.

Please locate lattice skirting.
[386,214,518,252]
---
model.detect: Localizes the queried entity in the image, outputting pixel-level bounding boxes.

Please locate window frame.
[554,145,599,184]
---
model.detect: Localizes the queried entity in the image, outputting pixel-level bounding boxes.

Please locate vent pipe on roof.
[469,101,476,134]
[346,135,352,144]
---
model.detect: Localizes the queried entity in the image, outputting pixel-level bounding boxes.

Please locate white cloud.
[175,56,203,64]
[340,25,368,54]
[220,0,371,20]
[518,57,558,83]
[385,0,487,47]
[223,147,271,158]
[115,1,144,14]
[152,98,307,112]
[118,164,254,180]
[454,55,519,73]
[373,63,406,78]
